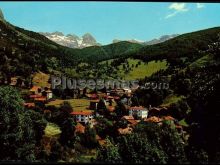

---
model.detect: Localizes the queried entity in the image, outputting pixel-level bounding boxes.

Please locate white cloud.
[165,3,189,19]
[165,11,178,19]
[197,3,205,9]
[169,3,188,12]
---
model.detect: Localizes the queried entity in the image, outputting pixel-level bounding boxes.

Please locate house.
[30,94,42,99]
[107,106,115,112]
[123,88,132,94]
[71,111,94,124]
[75,123,85,134]
[44,110,52,118]
[123,88,132,97]
[113,96,120,101]
[162,115,175,121]
[34,97,47,103]
[24,102,35,108]
[86,93,98,100]
[96,135,106,146]
[121,97,132,106]
[128,106,148,119]
[121,115,140,126]
[144,116,162,123]
[42,90,53,100]
[148,106,169,117]
[89,99,100,110]
[118,127,133,135]
[10,77,17,86]
[30,86,42,95]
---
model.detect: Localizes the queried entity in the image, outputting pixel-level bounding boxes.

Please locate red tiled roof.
[108,106,115,112]
[30,86,41,92]
[145,116,162,123]
[122,116,134,120]
[121,116,140,126]
[114,96,120,100]
[96,135,101,140]
[175,125,183,129]
[71,111,94,116]
[34,97,47,101]
[107,96,114,99]
[118,127,133,135]
[75,123,85,134]
[128,120,139,125]
[30,94,41,98]
[129,106,147,110]
[98,139,106,146]
[162,116,175,121]
[90,99,100,103]
[44,110,51,113]
[24,102,35,108]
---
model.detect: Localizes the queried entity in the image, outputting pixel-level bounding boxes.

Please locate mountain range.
[112,34,179,45]
[40,32,101,49]
[41,30,179,48]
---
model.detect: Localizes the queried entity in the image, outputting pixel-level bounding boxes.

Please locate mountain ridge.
[40,31,101,49]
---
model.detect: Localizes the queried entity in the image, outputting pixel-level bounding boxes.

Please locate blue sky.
[0,2,220,45]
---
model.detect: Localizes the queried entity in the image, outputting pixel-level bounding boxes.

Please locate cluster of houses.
[23,84,185,138]
[24,85,53,108]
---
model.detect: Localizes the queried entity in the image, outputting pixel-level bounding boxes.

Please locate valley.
[0,6,220,164]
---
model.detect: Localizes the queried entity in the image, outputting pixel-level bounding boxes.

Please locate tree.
[60,101,73,114]
[96,137,122,163]
[176,78,191,96]
[115,101,127,118]
[59,117,76,148]
[49,140,63,162]
[169,100,190,120]
[110,122,188,164]
[0,86,44,161]
[95,117,114,138]
[97,99,107,115]
[81,124,98,148]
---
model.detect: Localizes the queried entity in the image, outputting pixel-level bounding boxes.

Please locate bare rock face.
[144,34,179,45]
[40,31,100,49]
[82,33,97,45]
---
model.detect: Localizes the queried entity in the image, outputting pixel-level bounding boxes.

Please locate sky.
[0,2,220,45]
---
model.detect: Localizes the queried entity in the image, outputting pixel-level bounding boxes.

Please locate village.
[12,74,188,149]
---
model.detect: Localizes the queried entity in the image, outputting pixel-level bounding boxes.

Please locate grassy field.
[44,122,61,137]
[179,119,189,127]
[189,54,215,69]
[46,98,91,111]
[118,59,168,80]
[32,71,50,87]
[160,94,185,107]
[46,98,116,111]
[99,59,116,65]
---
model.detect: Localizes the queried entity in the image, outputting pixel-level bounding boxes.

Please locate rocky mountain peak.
[51,31,64,36]
[82,33,97,44]
[66,34,80,40]
[41,31,100,49]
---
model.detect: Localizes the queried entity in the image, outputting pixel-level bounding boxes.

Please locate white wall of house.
[46,92,53,100]
[129,109,148,119]
[75,114,94,123]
